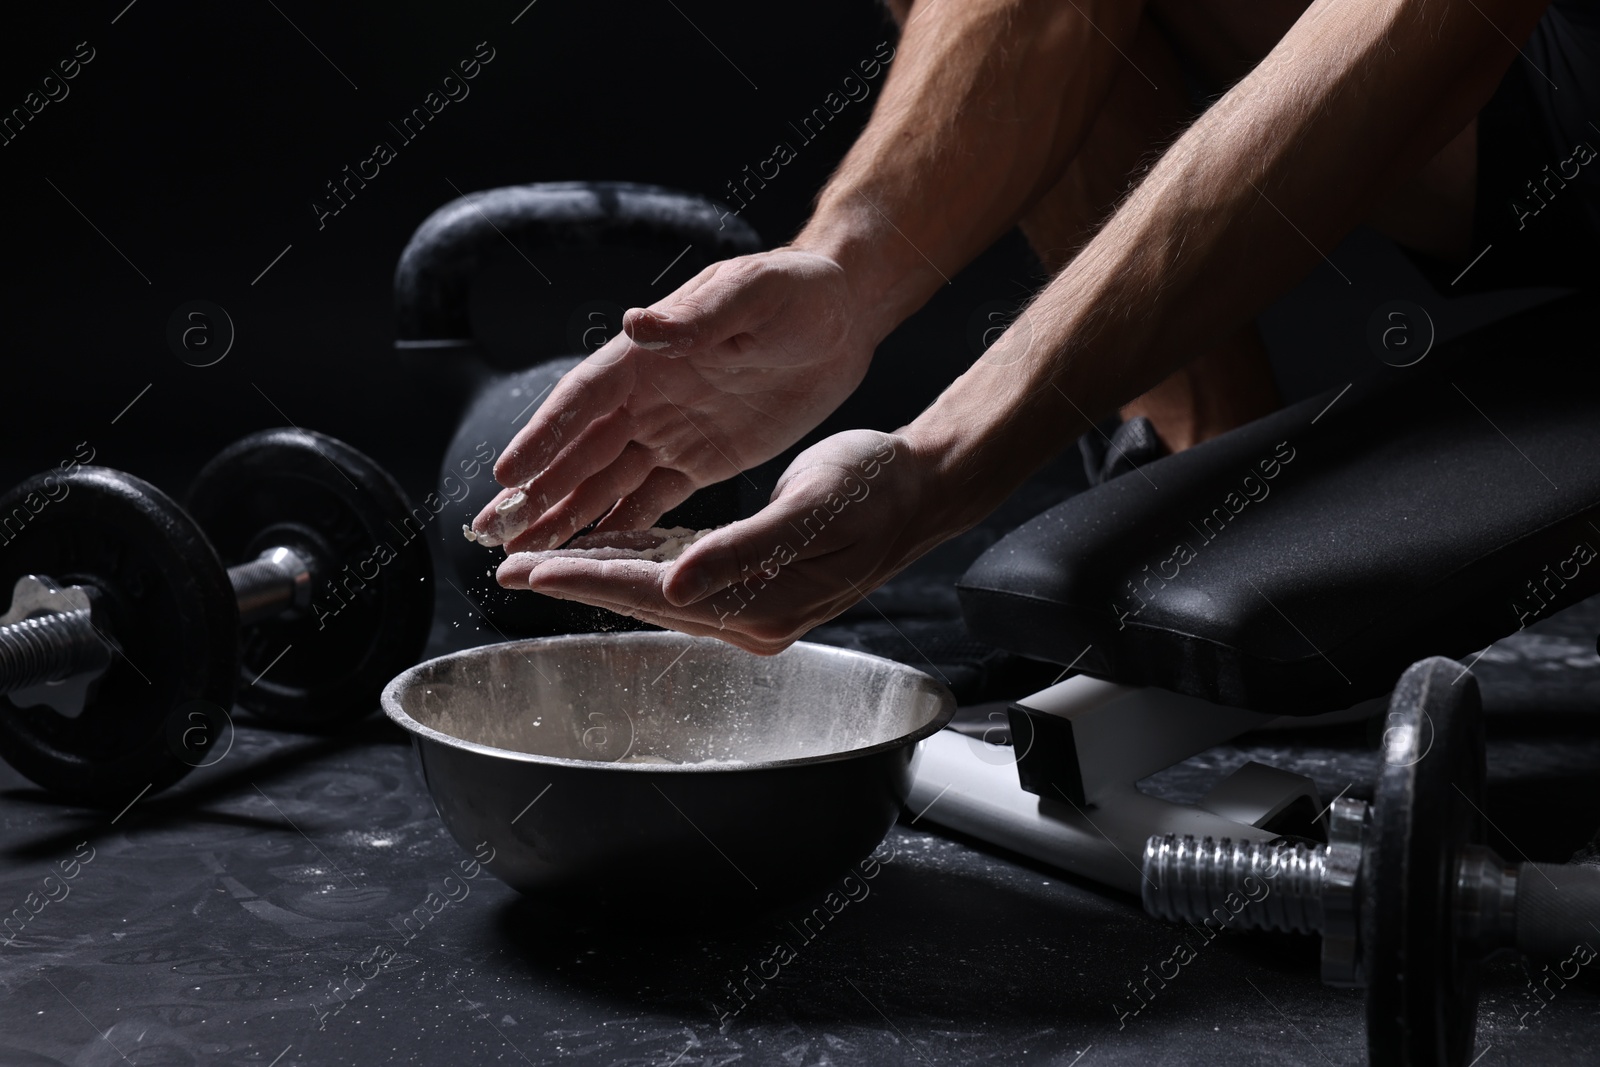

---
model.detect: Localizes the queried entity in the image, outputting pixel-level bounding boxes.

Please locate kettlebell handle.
[393,181,762,348]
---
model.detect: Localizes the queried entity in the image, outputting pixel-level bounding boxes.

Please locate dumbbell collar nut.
[1454,843,1519,957]
[1319,796,1368,987]
[1,575,99,629]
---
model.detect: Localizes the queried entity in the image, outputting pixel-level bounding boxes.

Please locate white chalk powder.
[466,486,543,547]
[505,526,714,567]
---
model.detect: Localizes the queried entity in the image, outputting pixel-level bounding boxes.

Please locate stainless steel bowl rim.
[381,632,957,773]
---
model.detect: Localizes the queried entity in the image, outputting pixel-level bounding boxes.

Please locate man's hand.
[494,431,942,655]
[468,248,876,553]
[467,0,1122,557]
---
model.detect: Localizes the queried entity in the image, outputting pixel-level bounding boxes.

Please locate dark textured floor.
[2,591,1597,1066]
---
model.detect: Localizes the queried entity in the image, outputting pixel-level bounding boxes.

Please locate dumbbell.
[1139,657,1600,1067]
[394,181,759,636]
[0,428,432,806]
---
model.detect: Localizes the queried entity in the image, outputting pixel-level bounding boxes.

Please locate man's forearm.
[905,0,1544,532]
[794,0,1144,345]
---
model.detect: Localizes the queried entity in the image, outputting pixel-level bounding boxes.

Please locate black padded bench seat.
[958,293,1600,715]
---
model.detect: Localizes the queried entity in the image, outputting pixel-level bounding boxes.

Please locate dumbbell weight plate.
[0,468,238,804]
[188,429,432,729]
[1364,656,1487,1067]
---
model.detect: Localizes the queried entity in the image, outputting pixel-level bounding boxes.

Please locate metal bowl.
[382,632,955,913]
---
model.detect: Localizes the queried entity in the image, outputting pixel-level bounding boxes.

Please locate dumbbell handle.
[1512,861,1600,959]
[229,546,313,627]
[0,547,312,697]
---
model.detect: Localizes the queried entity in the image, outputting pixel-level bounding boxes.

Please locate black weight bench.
[958,291,1600,715]
[909,289,1599,890]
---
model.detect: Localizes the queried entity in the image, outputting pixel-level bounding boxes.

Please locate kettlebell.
[394,181,762,635]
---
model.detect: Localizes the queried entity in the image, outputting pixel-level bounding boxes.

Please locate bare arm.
[499,0,1550,654]
[475,0,1144,547]
[906,0,1547,535]
[795,0,1145,343]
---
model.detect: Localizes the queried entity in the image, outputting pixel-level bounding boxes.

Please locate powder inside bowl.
[395,632,953,768]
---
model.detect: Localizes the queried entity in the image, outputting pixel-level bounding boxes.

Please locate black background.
[0,1,1559,507]
[1,0,1051,502]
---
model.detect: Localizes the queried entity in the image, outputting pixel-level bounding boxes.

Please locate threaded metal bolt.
[0,610,108,695]
[1141,799,1371,986]
[1143,834,1329,935]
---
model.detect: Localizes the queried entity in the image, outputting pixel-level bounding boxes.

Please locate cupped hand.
[494,430,944,655]
[468,248,876,553]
